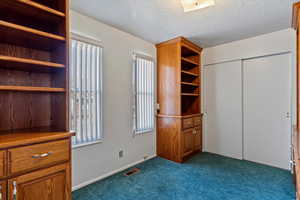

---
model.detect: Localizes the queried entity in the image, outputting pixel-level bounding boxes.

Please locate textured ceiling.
[71,0,298,47]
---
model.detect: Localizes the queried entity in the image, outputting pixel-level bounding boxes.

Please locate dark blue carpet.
[73,153,295,200]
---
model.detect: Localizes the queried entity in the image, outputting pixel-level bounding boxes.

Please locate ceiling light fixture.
[181,0,215,12]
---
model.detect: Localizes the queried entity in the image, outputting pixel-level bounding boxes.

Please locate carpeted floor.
[73,153,295,200]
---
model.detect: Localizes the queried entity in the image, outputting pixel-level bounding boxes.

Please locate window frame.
[132,53,156,136]
[70,32,104,149]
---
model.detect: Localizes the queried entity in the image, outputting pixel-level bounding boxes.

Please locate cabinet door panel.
[194,126,202,150]
[8,164,70,200]
[0,151,5,178]
[0,181,6,200]
[183,129,194,156]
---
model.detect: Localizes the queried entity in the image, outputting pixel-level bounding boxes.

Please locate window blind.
[70,38,103,146]
[133,54,155,135]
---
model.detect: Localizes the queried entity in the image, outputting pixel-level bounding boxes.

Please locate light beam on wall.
[181,0,215,12]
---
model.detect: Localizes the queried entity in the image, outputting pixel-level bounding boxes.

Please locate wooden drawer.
[8,140,70,175]
[0,151,5,178]
[193,116,201,126]
[182,118,194,129]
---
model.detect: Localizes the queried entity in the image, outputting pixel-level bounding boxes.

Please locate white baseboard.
[72,154,157,191]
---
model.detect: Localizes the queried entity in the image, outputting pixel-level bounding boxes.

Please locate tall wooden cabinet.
[156,37,202,163]
[0,0,74,199]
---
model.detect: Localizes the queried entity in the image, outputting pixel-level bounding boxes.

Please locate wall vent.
[124,168,140,176]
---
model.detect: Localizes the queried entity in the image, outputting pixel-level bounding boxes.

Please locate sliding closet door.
[243,54,291,169]
[204,61,243,159]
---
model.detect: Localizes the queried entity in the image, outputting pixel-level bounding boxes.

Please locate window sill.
[72,140,102,149]
[134,129,154,136]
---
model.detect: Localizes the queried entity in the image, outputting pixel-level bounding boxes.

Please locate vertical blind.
[133,54,155,135]
[70,38,103,146]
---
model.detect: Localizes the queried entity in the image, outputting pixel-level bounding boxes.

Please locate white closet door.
[243,54,291,169]
[204,61,243,159]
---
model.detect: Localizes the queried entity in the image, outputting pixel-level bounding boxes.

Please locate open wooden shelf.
[181,93,199,96]
[181,70,199,77]
[0,55,64,71]
[181,44,200,57]
[0,0,65,23]
[181,82,199,87]
[0,86,66,93]
[0,20,65,51]
[181,57,199,66]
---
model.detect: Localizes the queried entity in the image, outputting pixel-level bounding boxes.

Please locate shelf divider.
[181,93,199,96]
[181,70,199,77]
[0,55,64,69]
[181,57,199,66]
[0,86,66,93]
[181,82,199,87]
[17,0,65,17]
[0,20,65,41]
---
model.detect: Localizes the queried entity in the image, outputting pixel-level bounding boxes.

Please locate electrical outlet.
[119,150,124,158]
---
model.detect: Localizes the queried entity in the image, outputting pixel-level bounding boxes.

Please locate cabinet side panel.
[157,44,181,116]
[157,117,182,162]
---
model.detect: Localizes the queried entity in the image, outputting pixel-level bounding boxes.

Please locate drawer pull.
[32,152,53,159]
[13,181,17,200]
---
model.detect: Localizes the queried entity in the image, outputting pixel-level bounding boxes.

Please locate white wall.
[203,29,296,65]
[70,10,157,190]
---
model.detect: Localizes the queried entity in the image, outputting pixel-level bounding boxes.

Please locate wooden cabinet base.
[0,133,73,200]
[157,115,202,163]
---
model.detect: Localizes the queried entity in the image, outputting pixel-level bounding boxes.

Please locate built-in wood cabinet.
[0,0,73,199]
[0,136,73,200]
[157,37,202,163]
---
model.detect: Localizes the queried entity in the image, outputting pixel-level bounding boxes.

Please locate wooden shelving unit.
[157,37,202,163]
[0,1,73,199]
[0,0,69,133]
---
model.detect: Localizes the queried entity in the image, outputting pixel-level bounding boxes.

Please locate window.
[133,54,155,135]
[70,34,103,147]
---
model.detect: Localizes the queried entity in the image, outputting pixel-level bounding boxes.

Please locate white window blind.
[70,36,103,147]
[133,54,155,135]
